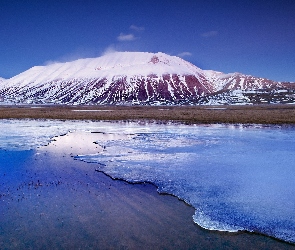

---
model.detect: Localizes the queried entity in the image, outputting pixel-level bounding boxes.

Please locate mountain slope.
[0,52,294,105]
[0,52,213,104]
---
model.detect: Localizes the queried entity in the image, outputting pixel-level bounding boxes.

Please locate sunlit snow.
[3,52,204,88]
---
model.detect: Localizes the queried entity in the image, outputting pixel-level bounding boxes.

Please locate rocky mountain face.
[0,52,294,105]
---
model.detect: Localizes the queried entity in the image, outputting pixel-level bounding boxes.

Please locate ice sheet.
[1,119,295,243]
[75,124,295,243]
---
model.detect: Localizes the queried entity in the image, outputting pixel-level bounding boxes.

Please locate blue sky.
[1,0,294,82]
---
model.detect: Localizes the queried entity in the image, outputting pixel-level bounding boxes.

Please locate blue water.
[1,119,295,244]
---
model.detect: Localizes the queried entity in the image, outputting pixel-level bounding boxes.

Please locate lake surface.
[1,119,295,245]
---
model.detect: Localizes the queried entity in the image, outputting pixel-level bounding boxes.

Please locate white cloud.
[44,60,60,66]
[117,33,137,41]
[130,25,145,32]
[43,47,99,65]
[201,31,218,38]
[101,45,118,56]
[177,52,192,57]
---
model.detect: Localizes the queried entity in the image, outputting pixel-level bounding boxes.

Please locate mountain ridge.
[1,52,294,105]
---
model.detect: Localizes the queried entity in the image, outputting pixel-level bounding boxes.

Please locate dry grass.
[0,104,295,124]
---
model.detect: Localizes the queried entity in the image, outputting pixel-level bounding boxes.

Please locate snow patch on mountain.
[4,52,205,88]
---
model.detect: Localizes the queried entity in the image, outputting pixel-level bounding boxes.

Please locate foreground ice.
[1,119,295,243]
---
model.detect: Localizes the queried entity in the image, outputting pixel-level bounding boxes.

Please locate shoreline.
[97,166,295,246]
[2,146,294,249]
[94,167,295,247]
[50,130,295,248]
[1,104,295,124]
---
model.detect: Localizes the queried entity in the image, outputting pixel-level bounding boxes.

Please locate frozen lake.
[1,119,295,244]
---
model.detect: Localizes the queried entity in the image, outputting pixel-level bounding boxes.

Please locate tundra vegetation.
[1,105,295,125]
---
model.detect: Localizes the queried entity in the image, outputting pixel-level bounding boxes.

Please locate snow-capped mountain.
[0,52,294,105]
[204,70,279,91]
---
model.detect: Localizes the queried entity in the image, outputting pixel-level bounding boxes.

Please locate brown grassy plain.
[0,104,295,124]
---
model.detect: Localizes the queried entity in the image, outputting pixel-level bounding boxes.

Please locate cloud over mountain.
[117,33,137,41]
[130,25,145,32]
[177,52,192,57]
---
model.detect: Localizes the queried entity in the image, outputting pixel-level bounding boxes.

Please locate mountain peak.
[0,52,294,105]
[5,52,203,88]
